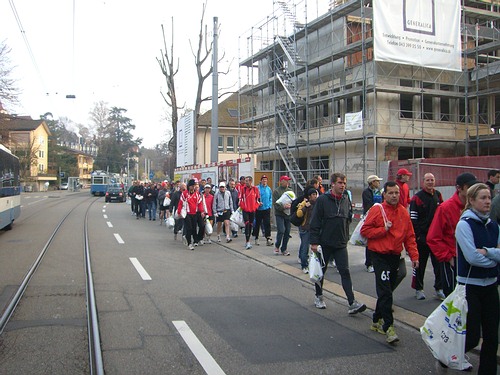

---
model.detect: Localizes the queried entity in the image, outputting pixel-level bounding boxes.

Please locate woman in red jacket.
[178,179,206,250]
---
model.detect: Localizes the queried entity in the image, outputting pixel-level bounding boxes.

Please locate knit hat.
[306,188,318,197]
[187,179,196,187]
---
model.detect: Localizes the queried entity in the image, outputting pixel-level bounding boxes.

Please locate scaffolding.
[238,0,500,195]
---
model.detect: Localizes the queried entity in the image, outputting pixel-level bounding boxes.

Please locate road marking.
[103,214,108,219]
[172,320,226,375]
[106,221,113,228]
[129,257,152,280]
[113,233,124,244]
[102,209,106,213]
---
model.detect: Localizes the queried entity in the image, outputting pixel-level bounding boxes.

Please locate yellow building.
[0,115,56,191]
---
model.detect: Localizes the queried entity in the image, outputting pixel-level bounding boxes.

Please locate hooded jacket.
[427,192,464,262]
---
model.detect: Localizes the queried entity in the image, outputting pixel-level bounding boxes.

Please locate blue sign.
[149,172,154,179]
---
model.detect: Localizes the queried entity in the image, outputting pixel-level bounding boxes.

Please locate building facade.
[238,0,499,195]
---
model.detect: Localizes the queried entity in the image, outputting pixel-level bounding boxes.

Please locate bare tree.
[157,20,183,153]
[0,41,20,110]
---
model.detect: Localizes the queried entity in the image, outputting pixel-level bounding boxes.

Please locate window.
[38,164,44,172]
[400,94,414,118]
[218,136,224,152]
[227,136,234,152]
[260,160,273,170]
[38,150,44,158]
[227,109,238,118]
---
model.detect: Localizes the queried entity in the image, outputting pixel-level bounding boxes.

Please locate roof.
[0,115,51,136]
[197,92,239,128]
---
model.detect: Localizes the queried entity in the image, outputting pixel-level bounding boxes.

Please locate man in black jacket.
[310,172,366,314]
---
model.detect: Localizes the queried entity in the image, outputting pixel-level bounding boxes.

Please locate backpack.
[290,195,305,227]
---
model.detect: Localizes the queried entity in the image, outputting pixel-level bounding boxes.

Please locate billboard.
[373,0,461,71]
[176,111,195,167]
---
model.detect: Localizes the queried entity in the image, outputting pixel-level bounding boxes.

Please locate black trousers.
[414,242,442,291]
[253,209,271,239]
[371,252,401,331]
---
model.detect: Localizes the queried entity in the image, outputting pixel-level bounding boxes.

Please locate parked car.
[60,182,69,190]
[105,185,126,203]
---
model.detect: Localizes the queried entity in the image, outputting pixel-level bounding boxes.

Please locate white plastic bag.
[205,219,213,235]
[230,220,239,232]
[180,201,187,219]
[349,203,387,246]
[308,247,324,284]
[163,196,171,206]
[276,191,296,215]
[230,208,245,228]
[420,284,471,370]
[166,216,175,229]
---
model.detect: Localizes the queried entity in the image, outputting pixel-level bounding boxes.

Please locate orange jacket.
[360,202,418,261]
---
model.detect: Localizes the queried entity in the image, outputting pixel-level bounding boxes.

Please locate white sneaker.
[226,237,232,243]
[254,238,260,246]
[416,290,426,300]
[435,289,445,300]
[188,244,194,250]
[245,242,252,250]
[199,240,204,246]
[348,300,367,315]
[206,238,212,244]
[314,295,326,309]
[302,267,309,274]
[366,265,374,273]
[217,235,221,242]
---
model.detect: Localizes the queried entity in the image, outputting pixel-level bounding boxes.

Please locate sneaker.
[188,244,194,250]
[435,289,446,301]
[416,290,426,300]
[226,237,232,243]
[194,242,199,247]
[314,295,326,309]
[282,251,290,256]
[366,265,375,273]
[385,325,399,344]
[254,238,260,246]
[206,238,212,244]
[199,240,204,246]
[274,248,280,255]
[348,300,367,315]
[302,267,309,274]
[370,319,385,335]
[217,235,221,242]
[245,242,252,250]
[266,238,273,246]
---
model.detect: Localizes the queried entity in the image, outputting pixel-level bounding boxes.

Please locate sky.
[0,0,277,147]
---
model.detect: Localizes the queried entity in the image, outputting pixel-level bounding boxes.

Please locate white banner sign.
[345,111,363,132]
[374,0,461,72]
[176,111,195,167]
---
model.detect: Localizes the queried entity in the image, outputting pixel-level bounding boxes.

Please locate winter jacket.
[360,201,419,261]
[427,192,464,263]
[362,186,382,214]
[239,185,260,213]
[455,209,499,286]
[178,190,206,215]
[257,184,272,211]
[310,190,352,248]
[273,185,293,217]
[409,189,443,244]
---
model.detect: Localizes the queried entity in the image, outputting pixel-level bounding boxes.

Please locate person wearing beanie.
[295,188,318,273]
[427,172,478,296]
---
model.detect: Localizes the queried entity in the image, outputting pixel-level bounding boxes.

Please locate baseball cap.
[280,176,292,182]
[204,184,212,189]
[456,173,478,187]
[367,175,383,184]
[261,175,268,180]
[397,168,413,176]
[219,182,226,187]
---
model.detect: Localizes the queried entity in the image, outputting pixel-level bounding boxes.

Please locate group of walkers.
[360,167,499,374]
[124,168,500,373]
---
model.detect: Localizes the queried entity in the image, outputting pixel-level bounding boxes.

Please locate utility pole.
[210,16,219,163]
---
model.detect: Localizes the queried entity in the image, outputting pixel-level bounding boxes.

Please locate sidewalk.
[211,226,499,360]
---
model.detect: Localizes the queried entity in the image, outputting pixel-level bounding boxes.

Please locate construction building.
[238,0,499,195]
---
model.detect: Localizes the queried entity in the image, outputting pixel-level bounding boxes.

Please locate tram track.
[0,194,104,375]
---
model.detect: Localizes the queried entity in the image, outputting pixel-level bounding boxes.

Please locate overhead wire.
[8,0,47,95]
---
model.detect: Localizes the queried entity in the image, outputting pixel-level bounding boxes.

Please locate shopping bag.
[276,191,296,215]
[230,208,245,228]
[349,216,367,246]
[309,247,325,283]
[163,196,171,206]
[180,201,187,219]
[420,284,471,370]
[166,216,175,229]
[205,219,213,235]
[230,220,239,232]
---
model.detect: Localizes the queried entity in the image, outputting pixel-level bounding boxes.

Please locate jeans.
[314,245,355,305]
[147,200,157,220]
[275,215,291,252]
[298,229,310,269]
